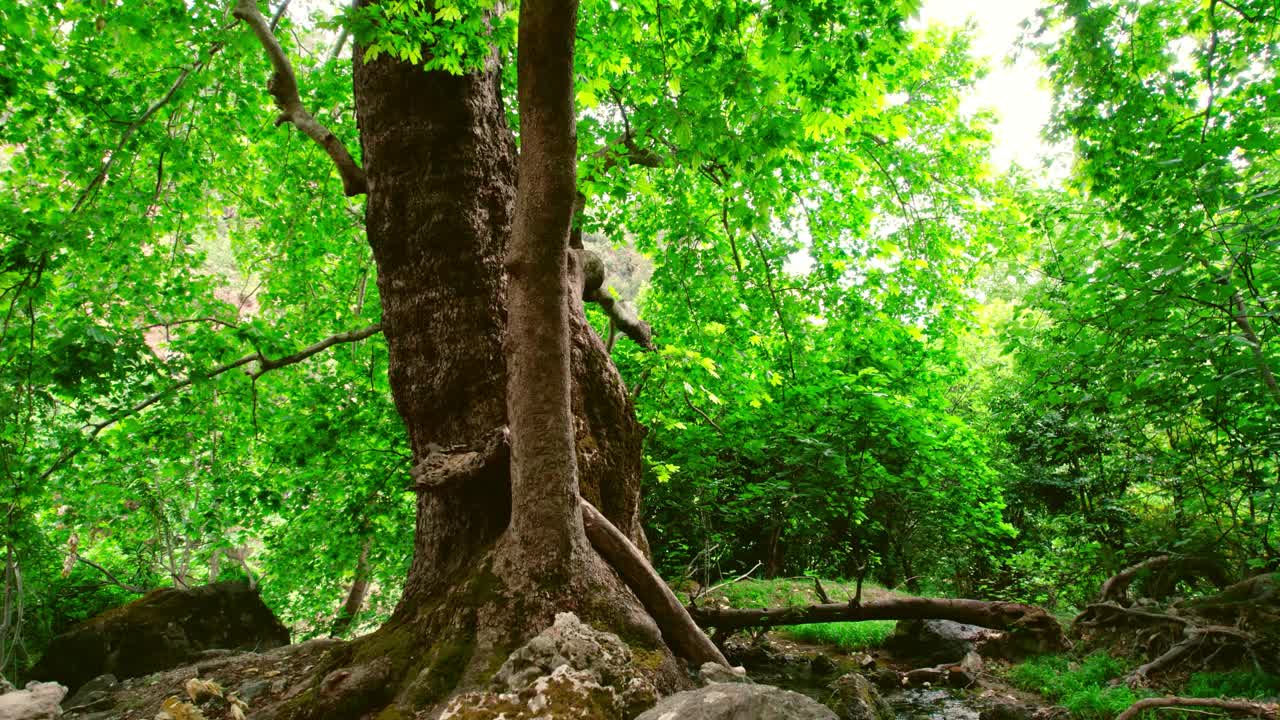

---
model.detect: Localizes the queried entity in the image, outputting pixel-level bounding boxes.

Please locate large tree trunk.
[501,0,587,576]
[255,6,680,718]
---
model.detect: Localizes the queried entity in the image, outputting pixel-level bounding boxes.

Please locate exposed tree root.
[1096,555,1230,605]
[246,549,685,720]
[1075,573,1280,682]
[581,498,728,667]
[1114,697,1279,720]
[1127,624,1255,686]
[688,596,1069,652]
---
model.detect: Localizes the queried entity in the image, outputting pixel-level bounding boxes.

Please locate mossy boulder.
[826,673,894,720]
[29,581,289,693]
[438,613,659,719]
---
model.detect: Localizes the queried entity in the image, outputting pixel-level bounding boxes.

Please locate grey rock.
[980,701,1033,720]
[851,653,877,671]
[636,683,838,719]
[0,681,66,720]
[237,678,271,702]
[60,674,116,713]
[0,677,13,695]
[884,620,999,665]
[722,635,782,666]
[810,654,838,676]
[827,673,894,720]
[698,662,753,685]
[439,613,659,719]
[872,669,902,691]
[60,671,115,707]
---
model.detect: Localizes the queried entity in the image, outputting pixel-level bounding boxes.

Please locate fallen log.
[1114,697,1278,720]
[688,596,1069,652]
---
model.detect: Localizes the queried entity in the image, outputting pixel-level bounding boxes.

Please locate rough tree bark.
[242,1,689,716]
[502,0,588,576]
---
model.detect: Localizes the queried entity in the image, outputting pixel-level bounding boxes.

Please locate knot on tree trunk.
[410,426,511,491]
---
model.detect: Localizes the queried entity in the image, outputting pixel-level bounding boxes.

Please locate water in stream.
[887,687,981,720]
[745,660,984,719]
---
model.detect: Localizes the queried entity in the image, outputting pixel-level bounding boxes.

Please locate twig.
[692,562,762,604]
[40,323,382,482]
[682,389,723,432]
[76,557,148,594]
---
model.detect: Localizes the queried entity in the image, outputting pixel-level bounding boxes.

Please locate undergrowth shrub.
[1184,670,1280,699]
[1008,653,1149,719]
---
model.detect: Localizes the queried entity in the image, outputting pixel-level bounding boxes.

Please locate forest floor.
[685,577,1043,717]
[692,577,1280,720]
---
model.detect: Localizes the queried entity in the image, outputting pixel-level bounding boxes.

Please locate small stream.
[888,687,981,720]
[741,657,984,719]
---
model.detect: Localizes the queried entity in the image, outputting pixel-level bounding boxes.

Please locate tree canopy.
[1,0,1277,712]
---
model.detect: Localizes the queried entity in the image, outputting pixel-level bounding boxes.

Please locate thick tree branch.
[581,498,729,667]
[1098,555,1172,603]
[233,0,368,196]
[330,537,372,637]
[586,288,653,350]
[40,323,382,482]
[1230,292,1280,405]
[573,247,654,350]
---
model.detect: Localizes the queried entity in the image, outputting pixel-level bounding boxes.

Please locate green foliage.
[3,0,1272,697]
[1010,657,1280,719]
[1184,671,1280,700]
[1008,653,1149,720]
[623,18,1020,591]
[342,0,517,72]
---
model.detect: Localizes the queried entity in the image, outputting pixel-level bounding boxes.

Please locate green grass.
[707,577,888,609]
[1184,670,1280,699]
[699,577,897,652]
[783,620,897,651]
[1008,653,1151,720]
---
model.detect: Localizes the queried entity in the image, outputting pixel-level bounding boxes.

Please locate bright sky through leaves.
[916,0,1062,174]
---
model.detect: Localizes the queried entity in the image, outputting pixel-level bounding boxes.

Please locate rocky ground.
[4,580,1068,720]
